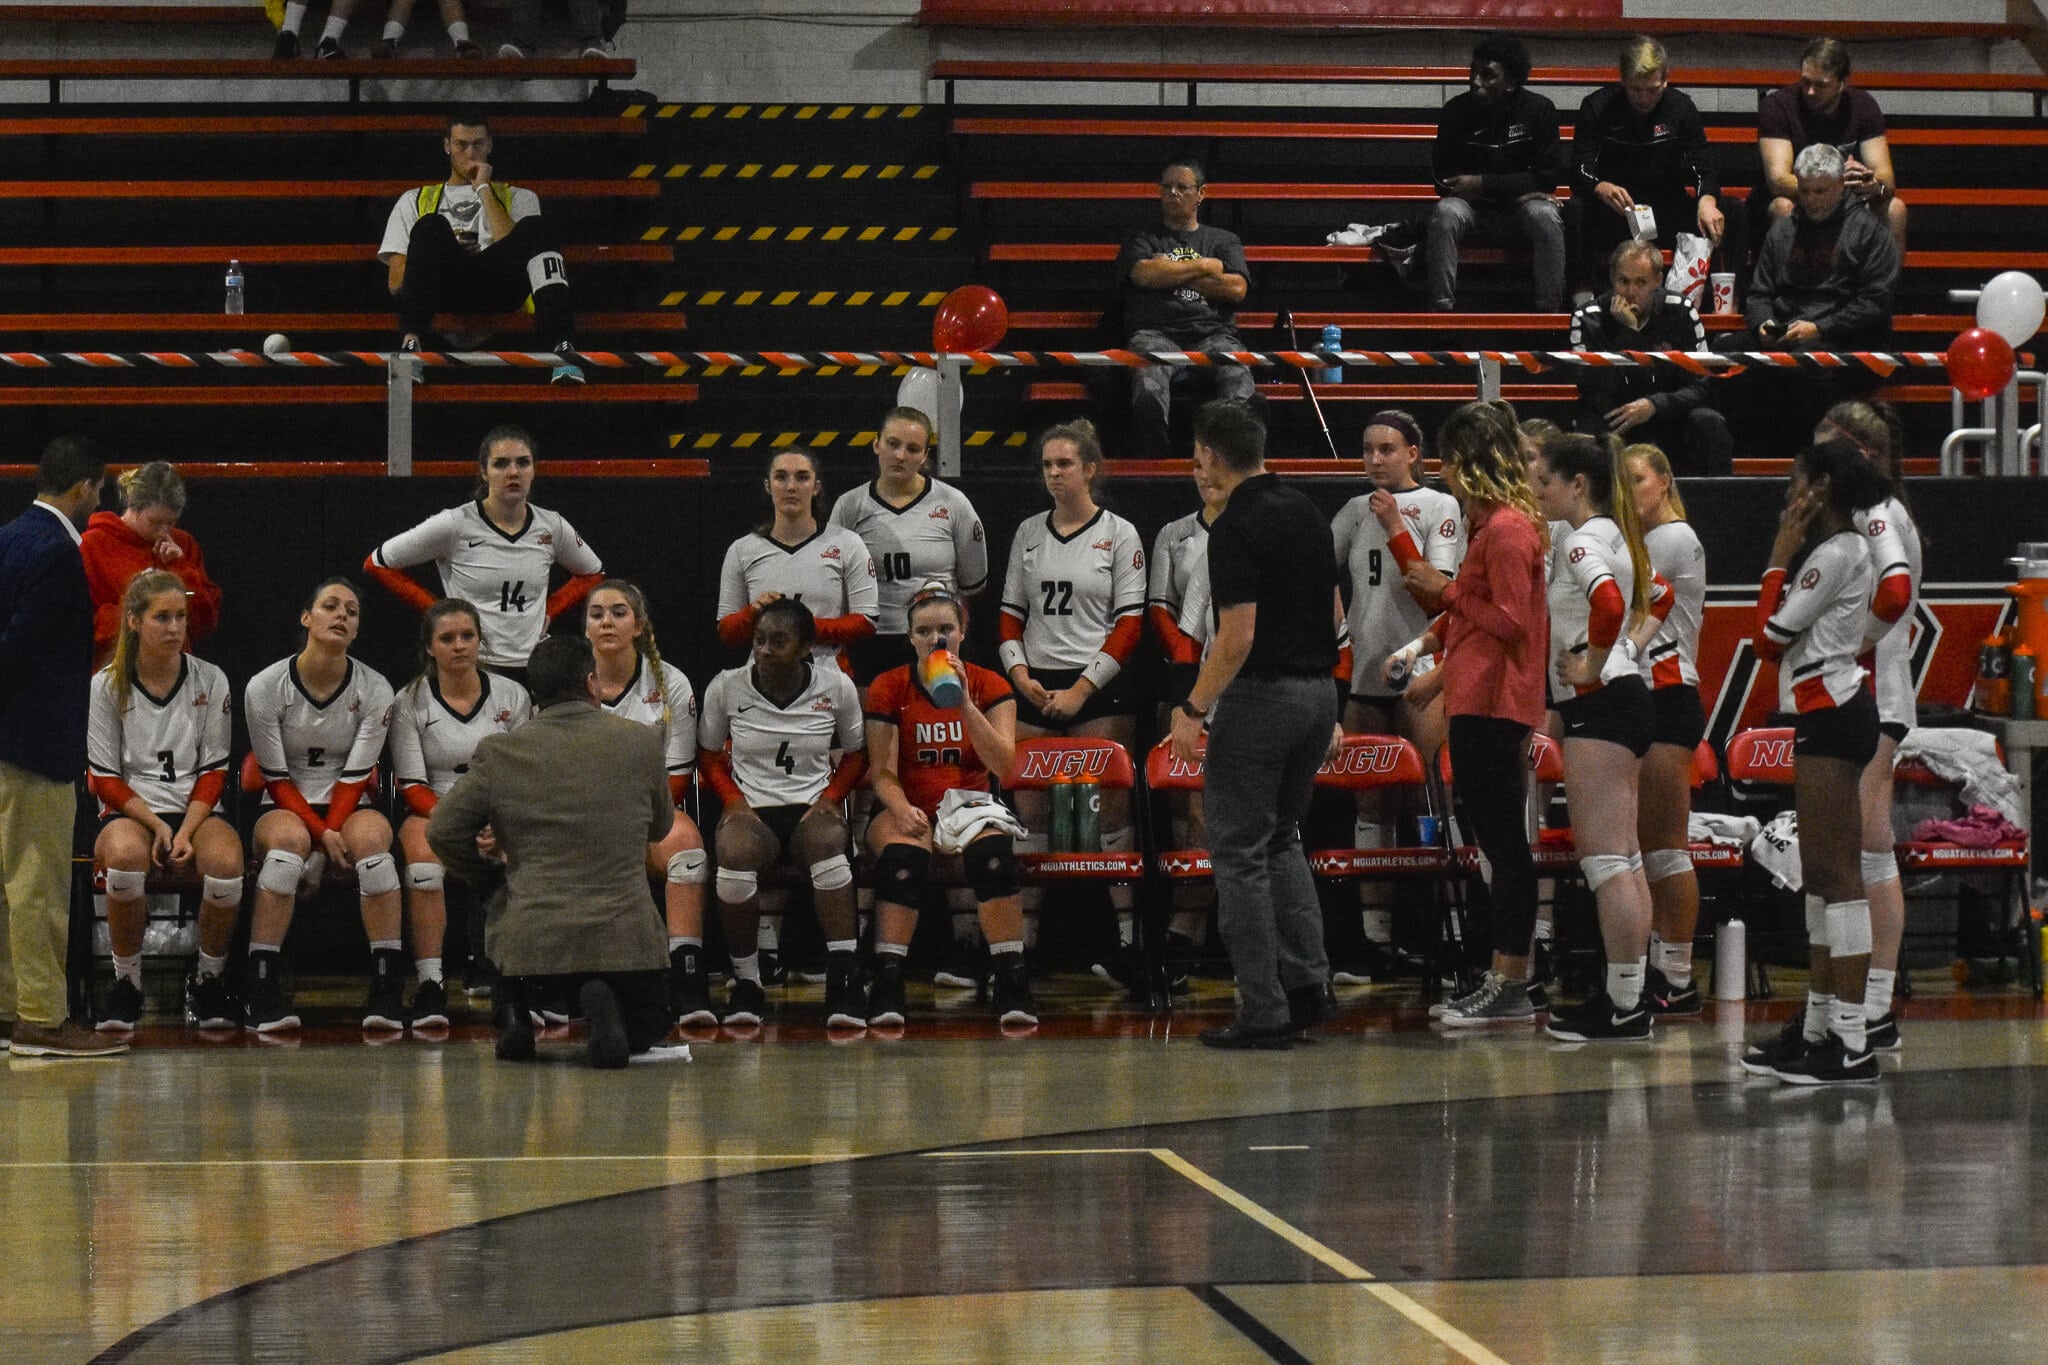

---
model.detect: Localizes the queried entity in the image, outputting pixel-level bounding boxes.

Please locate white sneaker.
[496,41,526,58]
[1438,972,1537,1028]
[583,40,618,59]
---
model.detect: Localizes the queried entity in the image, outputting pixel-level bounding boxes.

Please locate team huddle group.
[71,392,1919,1075]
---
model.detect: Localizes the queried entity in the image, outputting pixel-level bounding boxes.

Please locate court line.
[1247,1145,1310,1152]
[0,1153,862,1169]
[1190,1283,1314,1365]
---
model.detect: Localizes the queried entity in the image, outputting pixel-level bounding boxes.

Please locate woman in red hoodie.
[80,462,222,665]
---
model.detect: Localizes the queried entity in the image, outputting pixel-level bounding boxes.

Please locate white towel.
[1325,222,1391,247]
[933,788,1028,854]
[1750,812,1802,891]
[1688,811,1760,848]
[1895,728,2023,824]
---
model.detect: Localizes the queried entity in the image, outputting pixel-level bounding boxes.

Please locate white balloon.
[262,333,292,356]
[896,365,940,424]
[1975,271,2045,346]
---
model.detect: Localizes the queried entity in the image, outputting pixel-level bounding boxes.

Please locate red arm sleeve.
[266,779,327,839]
[1100,613,1142,666]
[822,751,868,805]
[545,572,605,621]
[400,783,438,819]
[1647,572,1675,623]
[88,773,141,811]
[324,776,369,832]
[363,553,437,613]
[1587,579,1627,649]
[814,612,876,646]
[1753,569,1788,663]
[190,769,226,812]
[1870,569,1911,625]
[1332,639,1353,682]
[998,610,1025,644]
[1149,604,1201,666]
[1386,529,1423,573]
[667,774,689,807]
[698,749,742,803]
[717,604,759,650]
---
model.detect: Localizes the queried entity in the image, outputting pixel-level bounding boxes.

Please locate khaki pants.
[0,760,75,1027]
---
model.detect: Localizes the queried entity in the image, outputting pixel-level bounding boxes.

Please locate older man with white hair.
[1742,142,1899,352]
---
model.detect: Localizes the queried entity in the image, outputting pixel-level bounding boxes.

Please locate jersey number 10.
[878,552,913,583]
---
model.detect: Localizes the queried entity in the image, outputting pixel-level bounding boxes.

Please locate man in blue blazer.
[1,436,124,1058]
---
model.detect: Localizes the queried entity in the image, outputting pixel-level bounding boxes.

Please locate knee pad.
[405,863,444,893]
[355,852,401,898]
[102,867,148,900]
[202,874,244,908]
[964,834,1020,902]
[715,867,759,905]
[526,250,567,294]
[667,847,706,886]
[1579,853,1634,893]
[258,849,307,896]
[873,843,933,905]
[1354,819,1391,850]
[1642,848,1693,884]
[1860,850,1901,887]
[1100,825,1134,853]
[1805,893,1827,947]
[1825,898,1873,956]
[809,853,853,892]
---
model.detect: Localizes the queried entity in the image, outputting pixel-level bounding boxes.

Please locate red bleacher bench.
[0,243,673,267]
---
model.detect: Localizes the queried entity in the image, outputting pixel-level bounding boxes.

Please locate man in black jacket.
[1570,240,1732,475]
[1427,34,1567,313]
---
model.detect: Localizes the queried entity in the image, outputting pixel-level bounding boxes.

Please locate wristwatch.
[1176,701,1207,721]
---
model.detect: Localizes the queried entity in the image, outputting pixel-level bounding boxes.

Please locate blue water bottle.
[1317,323,1342,385]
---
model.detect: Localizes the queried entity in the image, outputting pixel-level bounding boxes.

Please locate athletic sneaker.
[549,343,585,386]
[1544,990,1650,1042]
[187,970,238,1031]
[1331,939,1410,986]
[933,937,985,990]
[758,949,787,987]
[1772,1032,1878,1085]
[314,36,345,58]
[867,956,908,1027]
[991,955,1037,1026]
[1439,972,1537,1028]
[1089,944,1147,995]
[98,977,144,1032]
[496,41,526,58]
[1865,1011,1902,1052]
[243,953,299,1034]
[371,37,398,58]
[454,38,483,59]
[1526,979,1550,1013]
[1739,1014,1812,1076]
[363,951,408,1032]
[825,955,866,1028]
[272,29,300,58]
[723,979,766,1026]
[410,978,450,1029]
[583,40,618,58]
[1645,967,1703,1017]
[1426,975,1490,1019]
[669,948,717,1027]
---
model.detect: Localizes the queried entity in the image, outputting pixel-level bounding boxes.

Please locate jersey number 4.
[1039,580,1075,615]
[499,581,531,613]
[773,740,797,775]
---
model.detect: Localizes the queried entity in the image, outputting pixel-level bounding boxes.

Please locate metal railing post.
[1476,354,1502,403]
[386,352,417,477]
[937,356,964,479]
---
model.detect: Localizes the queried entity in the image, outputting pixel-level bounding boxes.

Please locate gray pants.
[1426,194,1565,313]
[1206,673,1337,1029]
[1128,326,1256,459]
[510,0,625,48]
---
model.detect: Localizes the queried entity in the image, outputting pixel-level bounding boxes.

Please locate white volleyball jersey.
[246,656,395,805]
[1332,484,1463,697]
[716,526,880,664]
[1545,519,1573,584]
[598,655,698,777]
[1548,516,1639,697]
[390,671,532,797]
[699,662,864,807]
[827,478,987,633]
[1762,533,1873,713]
[371,500,603,667]
[1641,520,1705,690]
[1000,508,1147,669]
[1861,496,1923,728]
[1148,511,1211,622]
[87,656,232,817]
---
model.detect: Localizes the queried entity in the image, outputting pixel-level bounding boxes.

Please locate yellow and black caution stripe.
[621,104,925,121]
[638,225,957,245]
[669,429,1030,452]
[656,289,952,309]
[628,164,940,181]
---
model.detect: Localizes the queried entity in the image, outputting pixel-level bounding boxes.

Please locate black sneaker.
[272,29,301,58]
[825,954,866,1028]
[1331,939,1413,986]
[371,36,398,58]
[1865,1011,1901,1052]
[465,956,498,1000]
[187,970,238,1031]
[244,952,299,1033]
[933,937,985,990]
[1645,967,1703,1017]
[670,947,717,1026]
[1163,931,1198,993]
[991,954,1037,1026]
[1089,943,1148,995]
[363,951,408,1032]
[454,38,483,59]
[550,343,585,386]
[758,949,787,987]
[1739,1013,1813,1076]
[723,979,766,1026]
[314,35,345,58]
[1544,989,1650,1042]
[867,955,908,1027]
[1773,1031,1878,1086]
[98,977,144,1032]
[1526,979,1551,1013]
[410,978,450,1029]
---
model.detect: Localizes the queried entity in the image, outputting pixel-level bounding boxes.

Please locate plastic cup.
[1415,815,1442,846]
[1710,272,1735,314]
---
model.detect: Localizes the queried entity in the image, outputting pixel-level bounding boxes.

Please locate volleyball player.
[1817,400,1921,1051]
[1740,440,1890,1084]
[865,583,1032,1027]
[717,448,879,669]
[583,579,711,1025]
[999,420,1148,981]
[390,598,532,1028]
[86,569,241,1032]
[365,425,604,676]
[699,599,867,1028]
[1331,410,1464,981]
[243,578,401,1034]
[1531,434,1670,1041]
[1626,444,1709,1014]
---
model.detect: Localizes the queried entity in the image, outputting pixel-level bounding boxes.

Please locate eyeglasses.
[1159,182,1202,195]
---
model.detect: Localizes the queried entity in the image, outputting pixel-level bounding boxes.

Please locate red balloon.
[933,285,1008,352]
[1947,326,2017,401]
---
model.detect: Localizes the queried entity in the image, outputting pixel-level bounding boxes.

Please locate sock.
[1533,917,1554,944]
[1803,990,1833,1043]
[826,939,857,956]
[1831,997,1868,1051]
[1606,958,1645,1012]
[952,911,979,943]
[1653,937,1693,987]
[756,918,780,953]
[875,941,909,958]
[248,941,281,956]
[370,939,403,954]
[319,15,348,43]
[112,953,142,988]
[1864,967,1896,1019]
[446,20,469,43]
[1361,909,1394,945]
[416,957,442,985]
[382,20,404,41]
[989,940,1024,956]
[1022,913,1038,950]
[281,1,307,34]
[1116,913,1135,948]
[197,951,227,981]
[730,953,762,986]
[670,935,701,953]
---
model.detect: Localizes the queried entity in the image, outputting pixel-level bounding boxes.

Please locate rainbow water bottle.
[921,648,965,707]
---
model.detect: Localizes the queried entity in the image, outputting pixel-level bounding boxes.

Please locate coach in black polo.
[1169,401,1342,1049]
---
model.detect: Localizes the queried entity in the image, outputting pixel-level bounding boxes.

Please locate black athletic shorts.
[1794,688,1880,766]
[750,802,810,851]
[845,633,916,689]
[96,809,186,839]
[1013,665,1133,732]
[1878,720,1910,745]
[1650,684,1707,752]
[1556,674,1653,757]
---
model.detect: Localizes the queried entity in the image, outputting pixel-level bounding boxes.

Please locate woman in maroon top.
[1386,401,1551,1024]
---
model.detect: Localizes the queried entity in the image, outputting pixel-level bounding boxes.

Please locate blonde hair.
[118,461,186,516]
[1438,402,1548,550]
[587,577,665,675]
[106,568,185,711]
[1624,442,1688,521]
[1620,35,1667,81]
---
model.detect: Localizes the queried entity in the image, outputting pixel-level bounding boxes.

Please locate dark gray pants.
[1206,673,1337,1028]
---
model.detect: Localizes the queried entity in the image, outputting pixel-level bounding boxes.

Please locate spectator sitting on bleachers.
[1759,38,1907,256]
[1570,241,1731,476]
[378,110,583,385]
[372,1,482,58]
[1428,34,1567,314]
[502,0,625,59]
[1115,156,1253,461]
[1570,36,1724,300]
[1741,143,1899,352]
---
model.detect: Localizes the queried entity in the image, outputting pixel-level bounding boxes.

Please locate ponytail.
[1549,433,1652,612]
[106,568,185,711]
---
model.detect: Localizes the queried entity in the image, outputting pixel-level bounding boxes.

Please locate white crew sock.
[1831,997,1868,1051]
[281,2,308,35]
[1804,990,1833,1043]
[319,15,348,43]
[197,951,228,981]
[112,953,143,988]
[447,20,470,43]
[1606,958,1646,1012]
[730,953,761,986]
[1864,967,1896,1019]
[382,20,404,41]
[416,957,442,985]
[1653,936,1693,987]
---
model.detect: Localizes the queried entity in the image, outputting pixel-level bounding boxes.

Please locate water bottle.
[2011,646,2036,719]
[1048,776,1076,853]
[224,259,244,315]
[1074,780,1101,852]
[920,648,965,708]
[1317,323,1342,385]
[1713,919,1746,1001]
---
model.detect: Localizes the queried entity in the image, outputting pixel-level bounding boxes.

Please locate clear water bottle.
[224,259,245,315]
[1317,323,1342,384]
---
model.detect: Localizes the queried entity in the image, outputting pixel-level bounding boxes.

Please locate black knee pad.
[873,843,933,907]
[964,834,1019,902]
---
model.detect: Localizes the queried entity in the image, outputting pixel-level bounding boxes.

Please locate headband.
[1364,411,1423,450]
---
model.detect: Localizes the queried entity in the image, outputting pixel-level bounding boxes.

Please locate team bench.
[1004,311,1976,337]
[951,118,2048,150]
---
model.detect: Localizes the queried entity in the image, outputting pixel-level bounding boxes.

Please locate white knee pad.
[667,848,707,886]
[526,250,567,294]
[1579,853,1634,893]
[809,854,853,892]
[103,867,148,899]
[1860,850,1901,887]
[202,874,244,908]
[406,863,445,893]
[355,852,401,898]
[258,849,307,896]
[1825,898,1873,956]
[1354,819,1391,849]
[1642,848,1693,884]
[715,867,759,905]
[1101,826,1134,852]
[1805,893,1827,947]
